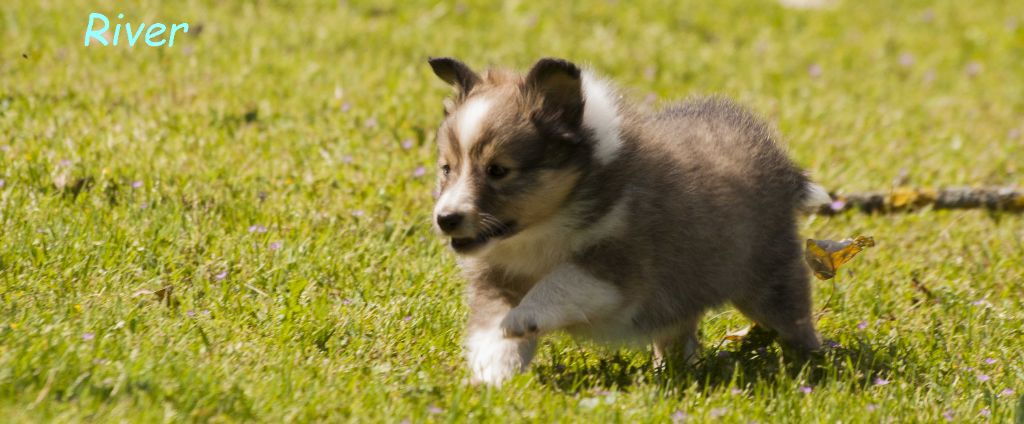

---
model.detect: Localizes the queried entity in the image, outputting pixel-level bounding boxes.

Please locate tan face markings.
[508,168,582,227]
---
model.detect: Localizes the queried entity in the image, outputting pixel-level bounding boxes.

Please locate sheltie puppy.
[427,57,830,386]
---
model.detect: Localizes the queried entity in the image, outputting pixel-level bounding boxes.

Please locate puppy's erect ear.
[526,58,584,130]
[428,57,481,98]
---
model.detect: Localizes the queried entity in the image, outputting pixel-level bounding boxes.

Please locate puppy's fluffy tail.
[799,182,832,213]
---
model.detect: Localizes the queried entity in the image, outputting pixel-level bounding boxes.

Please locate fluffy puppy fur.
[428,57,830,386]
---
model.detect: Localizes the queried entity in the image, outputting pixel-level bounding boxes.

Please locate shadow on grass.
[532,333,899,395]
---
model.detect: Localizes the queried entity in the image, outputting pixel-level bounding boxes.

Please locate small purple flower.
[403,315,412,322]
[867,404,878,412]
[524,14,538,28]
[923,69,937,83]
[643,66,657,80]
[730,388,743,395]
[873,377,889,386]
[710,407,728,418]
[984,358,996,365]
[215,271,228,281]
[671,410,688,423]
[825,340,842,349]
[341,102,351,112]
[269,241,282,251]
[965,62,982,77]
[341,299,353,305]
[972,299,990,307]
[186,310,196,317]
[427,405,443,414]
[977,374,990,383]
[899,52,915,68]
[364,117,378,129]
[1000,388,1015,397]
[342,154,354,164]
[82,332,95,341]
[412,166,426,178]
[401,139,414,150]
[60,159,72,167]
[351,209,365,217]
[131,180,143,189]
[201,309,211,315]
[0,179,5,189]
[942,409,954,421]
[248,225,268,234]
[857,321,868,330]
[808,64,823,78]
[979,408,990,417]
[799,385,812,394]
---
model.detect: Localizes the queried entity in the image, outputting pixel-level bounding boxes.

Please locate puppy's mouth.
[450,221,517,253]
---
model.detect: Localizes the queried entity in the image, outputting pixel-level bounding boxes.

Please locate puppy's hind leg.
[732,257,822,353]
[652,317,701,369]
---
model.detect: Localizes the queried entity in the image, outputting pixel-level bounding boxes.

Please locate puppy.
[427,57,830,386]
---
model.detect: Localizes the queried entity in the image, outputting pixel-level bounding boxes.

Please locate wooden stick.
[813,187,1024,214]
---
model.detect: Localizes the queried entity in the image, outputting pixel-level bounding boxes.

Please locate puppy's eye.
[441,165,451,176]
[486,165,509,179]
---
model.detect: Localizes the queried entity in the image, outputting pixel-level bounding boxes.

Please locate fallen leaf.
[723,324,777,349]
[805,236,875,280]
[889,187,936,209]
[132,286,179,308]
[724,325,752,342]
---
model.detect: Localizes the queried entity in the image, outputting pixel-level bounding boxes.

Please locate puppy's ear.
[526,58,584,130]
[428,57,480,98]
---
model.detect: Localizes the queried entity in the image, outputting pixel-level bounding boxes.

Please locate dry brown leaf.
[724,325,753,342]
[889,187,936,209]
[131,286,178,308]
[804,236,875,280]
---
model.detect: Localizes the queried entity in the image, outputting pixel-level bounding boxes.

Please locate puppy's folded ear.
[526,58,584,132]
[428,57,481,98]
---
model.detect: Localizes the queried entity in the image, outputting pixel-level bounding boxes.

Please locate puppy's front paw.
[500,307,541,338]
[466,328,537,386]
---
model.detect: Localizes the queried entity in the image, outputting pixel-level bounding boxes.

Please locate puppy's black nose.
[437,213,463,233]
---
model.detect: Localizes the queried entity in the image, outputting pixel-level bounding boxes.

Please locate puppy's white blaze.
[435,165,474,217]
[801,182,831,210]
[465,321,534,386]
[456,97,492,153]
[581,72,623,165]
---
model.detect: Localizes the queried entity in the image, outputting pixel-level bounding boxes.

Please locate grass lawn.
[2,0,1023,421]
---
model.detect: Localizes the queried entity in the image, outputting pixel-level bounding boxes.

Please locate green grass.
[2,0,1023,421]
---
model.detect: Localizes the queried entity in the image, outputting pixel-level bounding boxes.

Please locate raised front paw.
[500,307,541,338]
